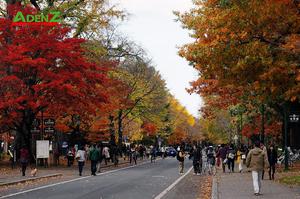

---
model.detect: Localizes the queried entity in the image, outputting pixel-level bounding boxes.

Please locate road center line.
[153,166,193,199]
[0,160,155,199]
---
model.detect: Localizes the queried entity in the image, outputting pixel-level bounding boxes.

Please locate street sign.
[44,127,55,133]
[44,118,55,126]
[30,127,40,133]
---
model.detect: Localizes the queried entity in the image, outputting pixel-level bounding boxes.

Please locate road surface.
[1,158,193,199]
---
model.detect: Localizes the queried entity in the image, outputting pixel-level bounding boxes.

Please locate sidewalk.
[0,156,146,188]
[214,170,300,199]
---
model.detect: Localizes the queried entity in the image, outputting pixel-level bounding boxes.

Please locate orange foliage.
[142,122,157,136]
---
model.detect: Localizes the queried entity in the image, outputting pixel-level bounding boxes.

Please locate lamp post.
[230,105,246,146]
[284,106,288,170]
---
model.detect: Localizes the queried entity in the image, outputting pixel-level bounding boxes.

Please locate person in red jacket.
[20,146,29,176]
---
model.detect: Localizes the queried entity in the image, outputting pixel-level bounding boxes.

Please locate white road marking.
[0,160,154,199]
[153,166,193,199]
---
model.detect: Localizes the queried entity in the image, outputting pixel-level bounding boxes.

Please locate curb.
[0,173,63,187]
[211,176,218,199]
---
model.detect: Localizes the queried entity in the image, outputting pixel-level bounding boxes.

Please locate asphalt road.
[1,158,193,199]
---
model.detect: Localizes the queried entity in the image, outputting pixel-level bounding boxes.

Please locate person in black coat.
[191,145,202,175]
[267,144,277,180]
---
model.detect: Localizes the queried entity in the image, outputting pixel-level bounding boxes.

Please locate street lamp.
[289,114,299,123]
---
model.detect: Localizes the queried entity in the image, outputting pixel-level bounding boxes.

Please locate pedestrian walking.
[89,144,100,176]
[8,145,15,169]
[260,143,267,180]
[130,145,137,165]
[67,148,74,167]
[237,147,245,173]
[207,146,216,175]
[267,144,277,180]
[150,146,156,163]
[227,144,235,172]
[161,146,166,159]
[177,146,185,174]
[218,144,227,173]
[246,140,270,196]
[102,146,110,165]
[216,145,221,167]
[111,144,119,166]
[192,145,202,175]
[76,146,86,176]
[19,146,29,176]
[96,144,102,173]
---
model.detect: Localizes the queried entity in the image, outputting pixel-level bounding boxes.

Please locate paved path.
[216,171,300,199]
[0,158,194,199]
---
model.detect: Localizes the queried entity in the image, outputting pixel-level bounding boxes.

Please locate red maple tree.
[0,5,112,155]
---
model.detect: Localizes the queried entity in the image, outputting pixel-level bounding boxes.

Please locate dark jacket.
[20,148,29,164]
[219,147,227,159]
[89,148,100,161]
[227,148,236,159]
[267,148,277,166]
[192,148,202,162]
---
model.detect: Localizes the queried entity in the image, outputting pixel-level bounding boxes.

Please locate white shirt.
[77,150,86,162]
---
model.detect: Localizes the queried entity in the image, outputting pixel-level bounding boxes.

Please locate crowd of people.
[16,139,279,197]
[63,143,168,176]
[183,141,278,196]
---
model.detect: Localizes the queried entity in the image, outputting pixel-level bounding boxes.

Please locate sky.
[113,0,202,117]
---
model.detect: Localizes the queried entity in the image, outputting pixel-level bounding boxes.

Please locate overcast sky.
[114,0,202,117]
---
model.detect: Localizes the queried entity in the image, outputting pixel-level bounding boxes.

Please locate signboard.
[36,140,49,158]
[44,127,55,133]
[30,127,40,133]
[44,118,55,126]
[32,119,40,127]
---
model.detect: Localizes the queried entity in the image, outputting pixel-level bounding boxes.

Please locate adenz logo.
[12,11,61,26]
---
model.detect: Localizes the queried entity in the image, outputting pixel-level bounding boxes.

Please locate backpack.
[228,152,235,159]
[176,151,184,162]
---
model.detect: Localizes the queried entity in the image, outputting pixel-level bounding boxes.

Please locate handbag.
[241,154,246,159]
[223,158,228,164]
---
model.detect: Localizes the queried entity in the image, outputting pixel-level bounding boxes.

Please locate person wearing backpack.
[177,146,185,174]
[89,144,100,176]
[207,146,216,175]
[227,144,236,173]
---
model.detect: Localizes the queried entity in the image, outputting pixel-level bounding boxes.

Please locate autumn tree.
[0,5,113,158]
[167,96,200,145]
[117,60,169,145]
[177,0,300,144]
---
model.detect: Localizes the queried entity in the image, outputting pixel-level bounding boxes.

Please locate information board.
[36,140,49,158]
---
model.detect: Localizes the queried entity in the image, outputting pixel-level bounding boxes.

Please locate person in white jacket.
[102,146,110,165]
[76,146,86,176]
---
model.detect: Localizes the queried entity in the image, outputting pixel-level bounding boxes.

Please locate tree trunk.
[109,115,115,145]
[260,104,265,144]
[118,110,123,146]
[15,109,35,162]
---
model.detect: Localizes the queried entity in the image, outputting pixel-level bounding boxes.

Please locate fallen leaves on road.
[198,175,212,199]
